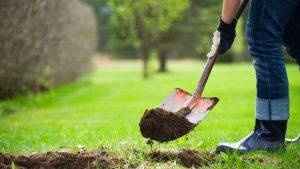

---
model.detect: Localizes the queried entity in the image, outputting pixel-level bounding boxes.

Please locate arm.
[221,0,242,24]
[207,0,242,57]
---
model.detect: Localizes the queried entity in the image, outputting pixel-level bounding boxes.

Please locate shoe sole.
[215,144,286,154]
[215,145,246,154]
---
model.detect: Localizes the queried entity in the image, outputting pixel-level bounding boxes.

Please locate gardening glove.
[207,17,237,58]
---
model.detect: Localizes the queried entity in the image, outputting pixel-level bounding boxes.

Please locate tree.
[109,0,190,78]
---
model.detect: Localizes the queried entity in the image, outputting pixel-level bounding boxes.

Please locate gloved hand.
[207,17,237,58]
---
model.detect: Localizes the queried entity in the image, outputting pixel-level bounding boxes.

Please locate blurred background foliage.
[0,0,294,98]
[81,0,251,76]
[82,0,250,59]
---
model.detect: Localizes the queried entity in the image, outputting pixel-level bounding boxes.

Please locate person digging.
[213,0,300,153]
[140,0,299,154]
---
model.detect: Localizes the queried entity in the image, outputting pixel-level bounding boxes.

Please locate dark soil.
[150,149,218,168]
[0,151,125,169]
[149,149,265,168]
[139,107,196,142]
[0,149,266,169]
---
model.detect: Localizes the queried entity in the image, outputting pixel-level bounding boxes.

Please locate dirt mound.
[139,108,196,142]
[149,149,266,168]
[0,152,125,169]
[150,149,218,168]
[0,148,267,168]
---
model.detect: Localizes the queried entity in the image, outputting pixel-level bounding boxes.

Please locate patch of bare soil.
[0,151,126,169]
[150,149,218,168]
[149,149,267,168]
[139,107,196,142]
[0,148,267,169]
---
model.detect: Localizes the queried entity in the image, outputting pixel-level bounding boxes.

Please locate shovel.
[139,0,249,143]
[159,0,249,124]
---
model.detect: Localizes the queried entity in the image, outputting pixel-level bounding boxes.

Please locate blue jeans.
[246,0,300,120]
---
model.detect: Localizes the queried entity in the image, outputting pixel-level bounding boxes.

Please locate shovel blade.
[158,88,219,124]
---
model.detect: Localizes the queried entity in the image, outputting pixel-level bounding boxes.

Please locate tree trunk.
[142,55,148,78]
[158,49,167,72]
[142,45,149,78]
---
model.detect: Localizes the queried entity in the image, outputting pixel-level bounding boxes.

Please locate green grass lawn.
[0,60,299,168]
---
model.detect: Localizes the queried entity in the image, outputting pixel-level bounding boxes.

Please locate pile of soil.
[0,152,125,169]
[149,149,265,168]
[149,149,218,168]
[0,148,265,168]
[139,107,196,142]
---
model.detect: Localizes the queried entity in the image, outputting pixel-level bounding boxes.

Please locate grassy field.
[0,59,299,168]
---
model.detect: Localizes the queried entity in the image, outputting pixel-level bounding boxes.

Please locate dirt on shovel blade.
[139,107,196,142]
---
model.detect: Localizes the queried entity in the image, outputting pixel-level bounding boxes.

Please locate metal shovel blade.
[158,88,219,124]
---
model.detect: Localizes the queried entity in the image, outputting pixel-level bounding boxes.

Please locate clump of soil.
[150,149,218,168]
[0,152,125,169]
[139,107,196,142]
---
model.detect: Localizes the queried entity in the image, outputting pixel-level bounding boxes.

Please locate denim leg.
[284,2,300,70]
[246,0,300,120]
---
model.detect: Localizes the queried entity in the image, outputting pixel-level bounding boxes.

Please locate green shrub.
[0,0,97,99]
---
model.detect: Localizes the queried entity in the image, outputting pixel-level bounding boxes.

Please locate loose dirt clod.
[0,152,125,169]
[139,107,196,142]
[150,149,218,168]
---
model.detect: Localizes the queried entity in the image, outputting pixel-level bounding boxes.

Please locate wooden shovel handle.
[194,0,249,96]
[194,51,219,96]
[235,0,249,20]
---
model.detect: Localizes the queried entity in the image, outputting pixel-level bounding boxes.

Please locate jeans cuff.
[255,97,289,120]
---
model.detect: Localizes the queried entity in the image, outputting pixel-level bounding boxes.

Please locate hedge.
[0,0,97,98]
